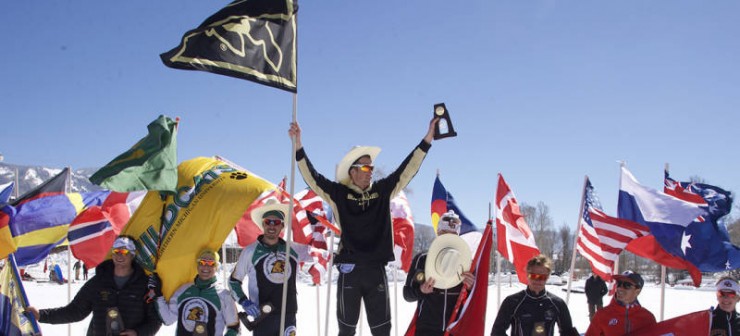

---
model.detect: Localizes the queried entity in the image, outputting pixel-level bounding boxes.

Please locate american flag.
[495,174,540,284]
[576,178,649,282]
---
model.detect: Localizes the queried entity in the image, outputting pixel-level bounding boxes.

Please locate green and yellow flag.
[120,157,273,299]
[89,115,178,193]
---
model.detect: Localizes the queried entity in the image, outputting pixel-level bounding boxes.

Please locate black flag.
[161,0,298,92]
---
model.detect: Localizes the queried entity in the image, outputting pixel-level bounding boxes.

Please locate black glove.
[145,273,162,302]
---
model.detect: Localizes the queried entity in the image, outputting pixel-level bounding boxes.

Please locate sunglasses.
[112,248,131,256]
[198,259,217,266]
[527,273,549,281]
[351,164,374,173]
[718,291,738,299]
[617,280,638,289]
[263,218,284,226]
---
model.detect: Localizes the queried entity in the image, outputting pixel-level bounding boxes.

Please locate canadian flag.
[495,174,540,284]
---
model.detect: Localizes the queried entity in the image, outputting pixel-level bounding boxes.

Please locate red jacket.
[585,298,656,336]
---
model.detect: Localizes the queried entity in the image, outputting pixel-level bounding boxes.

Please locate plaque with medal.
[433,103,457,140]
[193,321,208,336]
[106,307,124,336]
[239,303,274,331]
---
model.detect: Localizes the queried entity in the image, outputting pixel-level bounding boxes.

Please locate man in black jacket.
[289,117,438,336]
[27,236,161,336]
[585,274,608,320]
[711,276,740,336]
[491,254,577,336]
[403,210,474,336]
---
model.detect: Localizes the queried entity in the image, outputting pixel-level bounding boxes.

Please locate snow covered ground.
[22,266,721,335]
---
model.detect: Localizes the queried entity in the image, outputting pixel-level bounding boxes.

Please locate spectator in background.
[73,260,82,281]
[585,274,608,320]
[710,276,740,336]
[585,271,656,336]
[82,262,89,280]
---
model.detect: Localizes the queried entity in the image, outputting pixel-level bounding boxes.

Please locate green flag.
[89,115,178,192]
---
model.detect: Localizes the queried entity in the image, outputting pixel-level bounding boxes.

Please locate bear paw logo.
[230,172,248,180]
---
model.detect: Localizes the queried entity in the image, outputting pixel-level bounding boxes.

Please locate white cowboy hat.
[425,234,472,289]
[251,199,290,232]
[335,146,381,186]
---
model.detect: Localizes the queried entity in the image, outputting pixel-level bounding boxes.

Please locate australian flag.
[664,170,739,271]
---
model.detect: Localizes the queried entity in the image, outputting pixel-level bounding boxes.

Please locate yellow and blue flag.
[0,254,41,336]
[121,157,273,299]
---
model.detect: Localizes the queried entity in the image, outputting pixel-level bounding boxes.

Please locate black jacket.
[296,140,430,264]
[403,253,463,335]
[491,288,575,336]
[585,275,608,304]
[39,260,161,336]
[711,308,740,336]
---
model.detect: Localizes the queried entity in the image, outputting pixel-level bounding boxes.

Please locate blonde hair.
[526,254,552,273]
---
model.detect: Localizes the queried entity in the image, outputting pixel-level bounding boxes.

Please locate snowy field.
[22,265,721,336]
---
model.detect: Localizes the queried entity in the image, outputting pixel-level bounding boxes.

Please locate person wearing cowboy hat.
[26,236,162,336]
[152,249,240,336]
[491,254,577,336]
[710,276,740,336]
[289,117,439,336]
[403,210,474,336]
[585,271,656,336]
[229,200,311,336]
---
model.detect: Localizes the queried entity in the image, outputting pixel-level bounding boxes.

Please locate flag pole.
[65,167,72,336]
[324,231,335,336]
[494,199,502,309]
[660,162,670,321]
[280,92,298,335]
[566,176,589,304]
[394,264,399,336]
[615,161,625,278]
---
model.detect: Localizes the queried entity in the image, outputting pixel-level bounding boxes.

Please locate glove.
[239,297,260,318]
[145,273,163,302]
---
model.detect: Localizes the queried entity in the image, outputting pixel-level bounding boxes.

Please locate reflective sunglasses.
[263,218,284,226]
[527,273,549,281]
[112,248,131,256]
[617,280,638,289]
[351,164,374,173]
[198,259,217,266]
[718,291,738,299]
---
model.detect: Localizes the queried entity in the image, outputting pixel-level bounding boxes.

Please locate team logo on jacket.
[608,318,618,326]
[181,298,210,331]
[263,252,292,284]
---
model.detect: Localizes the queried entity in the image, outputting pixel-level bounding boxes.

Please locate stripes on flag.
[576,179,649,282]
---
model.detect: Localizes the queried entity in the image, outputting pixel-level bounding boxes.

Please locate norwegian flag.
[390,191,414,272]
[576,178,649,282]
[495,174,540,284]
[233,179,315,247]
[68,191,146,267]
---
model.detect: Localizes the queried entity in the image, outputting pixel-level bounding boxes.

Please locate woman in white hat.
[229,200,311,336]
[289,117,439,336]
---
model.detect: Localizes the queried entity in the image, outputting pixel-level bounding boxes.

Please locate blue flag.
[431,176,478,235]
[0,254,41,336]
[664,170,739,271]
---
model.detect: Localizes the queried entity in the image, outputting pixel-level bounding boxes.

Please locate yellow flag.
[121,157,274,299]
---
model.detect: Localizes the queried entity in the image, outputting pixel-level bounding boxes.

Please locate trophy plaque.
[413,270,426,284]
[106,307,124,336]
[240,303,274,331]
[193,321,208,336]
[433,103,457,140]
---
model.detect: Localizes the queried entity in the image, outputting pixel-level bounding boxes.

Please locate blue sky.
[1,1,738,231]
